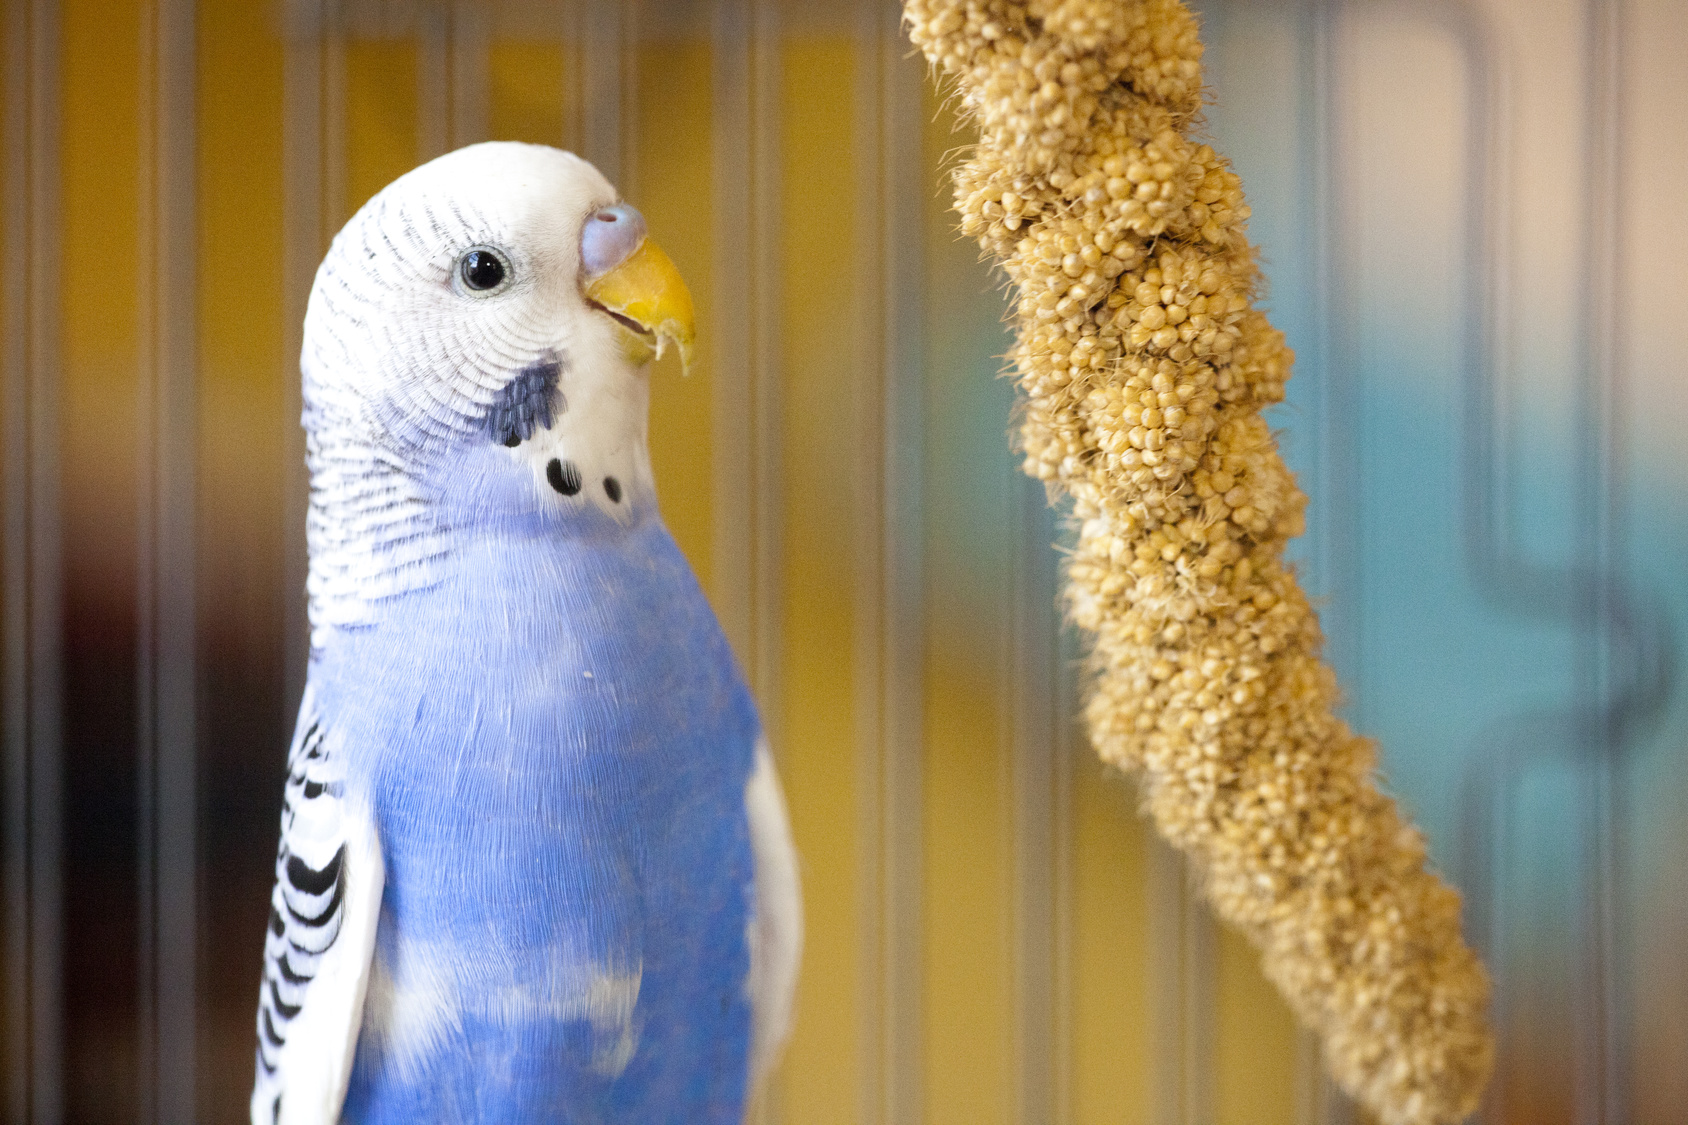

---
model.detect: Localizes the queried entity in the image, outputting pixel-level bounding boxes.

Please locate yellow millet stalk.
[903,2,1494,1123]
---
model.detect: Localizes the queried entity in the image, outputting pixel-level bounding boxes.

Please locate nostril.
[580,203,647,278]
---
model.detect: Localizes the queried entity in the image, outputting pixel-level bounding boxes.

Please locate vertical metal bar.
[0,6,26,1114]
[856,0,885,1118]
[746,0,779,725]
[618,0,638,197]
[1286,0,1328,603]
[1183,873,1217,1125]
[558,0,584,155]
[2,0,61,1119]
[137,0,197,1120]
[417,0,491,157]
[882,26,926,1125]
[1147,841,1182,1124]
[1578,0,1626,1119]
[323,22,347,232]
[860,5,887,1117]
[711,0,781,724]
[1440,1,1511,1119]
[1297,3,1355,1119]
[1051,627,1076,1125]
[282,0,324,705]
[1313,0,1362,719]
[1009,486,1069,1121]
[1295,1025,1355,1125]
[581,0,623,186]
[0,38,25,1092]
[857,5,924,1121]
[158,0,198,1108]
[1294,1028,1319,1125]
[136,31,158,1106]
[851,15,887,1108]
[710,0,751,661]
[1147,840,1216,1125]
[417,1,450,161]
[448,0,487,150]
[22,1,60,1108]
[715,2,786,1117]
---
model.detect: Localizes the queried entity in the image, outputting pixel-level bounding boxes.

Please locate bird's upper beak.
[581,205,696,375]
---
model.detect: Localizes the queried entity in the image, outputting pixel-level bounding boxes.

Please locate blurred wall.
[1,1,1685,1124]
[1202,0,1688,1120]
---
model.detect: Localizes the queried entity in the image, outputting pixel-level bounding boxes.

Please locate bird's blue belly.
[321,515,758,1124]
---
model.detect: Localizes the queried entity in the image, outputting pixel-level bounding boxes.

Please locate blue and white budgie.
[250,142,801,1125]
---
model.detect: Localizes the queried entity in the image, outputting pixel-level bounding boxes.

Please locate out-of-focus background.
[3,0,1685,1122]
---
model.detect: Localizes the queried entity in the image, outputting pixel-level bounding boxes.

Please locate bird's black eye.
[459,248,507,292]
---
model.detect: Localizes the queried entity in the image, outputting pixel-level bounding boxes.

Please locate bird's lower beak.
[583,238,696,375]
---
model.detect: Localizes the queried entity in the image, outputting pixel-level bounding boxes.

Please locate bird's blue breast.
[319,495,758,1124]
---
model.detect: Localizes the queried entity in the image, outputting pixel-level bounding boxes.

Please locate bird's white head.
[300,142,695,648]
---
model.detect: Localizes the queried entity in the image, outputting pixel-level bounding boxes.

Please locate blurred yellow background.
[19,1,1305,1121]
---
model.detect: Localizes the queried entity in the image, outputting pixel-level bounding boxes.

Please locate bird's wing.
[744,738,803,1090]
[251,683,385,1125]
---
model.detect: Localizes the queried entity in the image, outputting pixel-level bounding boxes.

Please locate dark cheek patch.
[483,353,567,447]
[547,458,583,496]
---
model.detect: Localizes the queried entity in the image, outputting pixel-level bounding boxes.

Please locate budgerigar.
[250,142,801,1125]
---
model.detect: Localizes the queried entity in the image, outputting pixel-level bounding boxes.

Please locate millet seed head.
[905,1,1495,1123]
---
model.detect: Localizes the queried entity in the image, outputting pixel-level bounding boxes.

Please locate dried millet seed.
[906,2,1494,1124]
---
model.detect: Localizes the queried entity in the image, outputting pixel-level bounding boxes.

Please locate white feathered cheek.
[448,219,662,525]
[359,248,540,453]
[457,332,646,527]
[489,354,647,526]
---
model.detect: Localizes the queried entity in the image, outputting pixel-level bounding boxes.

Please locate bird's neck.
[304,426,450,655]
[305,508,703,703]
[301,351,659,655]
[303,430,661,657]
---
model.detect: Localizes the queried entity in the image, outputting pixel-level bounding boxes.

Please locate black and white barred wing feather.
[252,683,384,1125]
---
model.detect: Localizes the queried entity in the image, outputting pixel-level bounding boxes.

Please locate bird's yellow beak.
[584,238,696,375]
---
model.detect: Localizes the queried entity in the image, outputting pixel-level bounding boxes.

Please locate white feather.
[359,937,643,1084]
[744,739,803,1090]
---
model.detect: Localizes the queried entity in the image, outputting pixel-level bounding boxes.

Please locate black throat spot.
[483,353,567,447]
[547,458,583,496]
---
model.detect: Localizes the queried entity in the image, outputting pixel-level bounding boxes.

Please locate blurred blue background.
[1202,0,1688,1118]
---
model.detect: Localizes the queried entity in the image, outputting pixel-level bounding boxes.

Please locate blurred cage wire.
[2,0,1686,1124]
